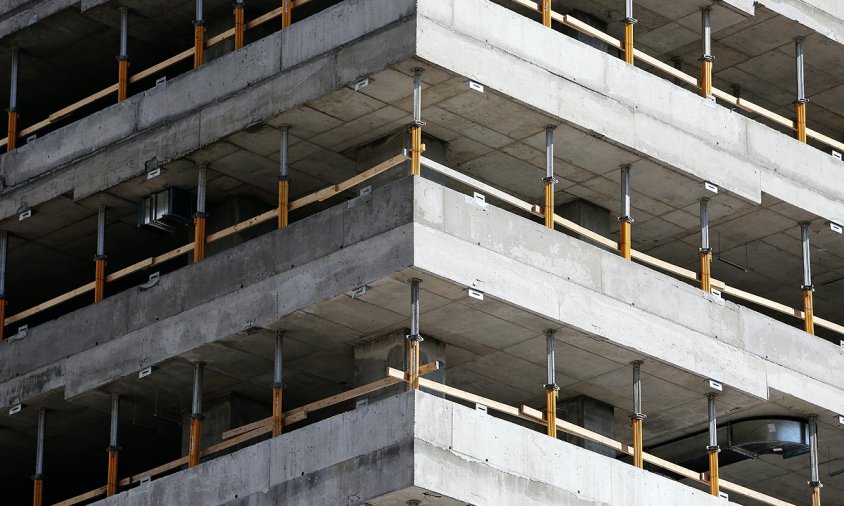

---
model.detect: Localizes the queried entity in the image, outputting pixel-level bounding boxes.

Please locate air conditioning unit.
[138,188,193,232]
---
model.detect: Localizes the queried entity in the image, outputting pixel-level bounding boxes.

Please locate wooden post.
[623,0,636,65]
[282,0,292,29]
[407,279,422,391]
[106,394,120,497]
[618,165,633,260]
[94,205,107,303]
[194,164,208,263]
[699,198,712,293]
[234,1,245,50]
[188,362,204,468]
[801,223,814,334]
[794,37,808,143]
[272,331,283,437]
[543,126,556,230]
[706,393,720,496]
[699,8,713,98]
[631,361,644,469]
[33,408,46,506]
[410,68,424,177]
[545,329,558,438]
[278,125,290,229]
[193,0,205,68]
[541,0,551,28]
[7,47,19,152]
[117,7,129,102]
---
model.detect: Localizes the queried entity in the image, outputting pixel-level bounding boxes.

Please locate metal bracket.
[467,288,484,300]
[139,271,160,290]
[138,366,153,379]
[9,403,22,415]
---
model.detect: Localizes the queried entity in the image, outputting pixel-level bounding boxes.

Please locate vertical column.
[193,0,205,69]
[706,393,720,496]
[188,362,204,468]
[618,165,633,260]
[543,125,556,230]
[699,198,712,293]
[699,7,714,98]
[94,205,107,303]
[7,47,19,152]
[106,394,120,497]
[801,222,814,335]
[630,360,644,468]
[281,0,292,29]
[406,278,422,391]
[117,8,129,102]
[272,331,283,437]
[234,0,246,50]
[541,0,551,27]
[545,329,558,438]
[278,125,290,229]
[623,0,636,65]
[32,408,46,506]
[0,231,7,341]
[194,164,208,263]
[410,68,424,177]
[809,415,822,506]
[794,37,808,143]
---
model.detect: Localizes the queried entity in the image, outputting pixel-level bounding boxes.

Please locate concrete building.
[1,0,844,504]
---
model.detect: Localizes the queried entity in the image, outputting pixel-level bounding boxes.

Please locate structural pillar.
[188,362,204,468]
[794,37,808,143]
[278,125,290,229]
[631,360,644,469]
[623,0,636,65]
[32,408,46,506]
[410,68,424,177]
[543,125,556,230]
[193,0,205,68]
[0,231,7,342]
[234,0,246,50]
[699,198,712,293]
[706,393,720,496]
[106,394,120,497]
[117,7,129,102]
[809,415,822,506]
[94,205,107,303]
[545,329,559,438]
[406,279,422,391]
[700,7,714,98]
[281,0,292,29]
[7,47,19,152]
[272,331,283,437]
[801,222,814,335]
[618,165,633,260]
[194,164,208,263]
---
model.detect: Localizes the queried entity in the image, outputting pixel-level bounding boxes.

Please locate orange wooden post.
[234,1,245,50]
[278,125,290,229]
[631,361,644,468]
[117,8,129,102]
[699,198,712,293]
[7,47,19,152]
[282,0,292,29]
[188,362,204,467]
[618,165,633,260]
[94,205,107,303]
[273,331,283,437]
[407,279,422,390]
[545,330,558,438]
[193,0,205,68]
[794,37,808,143]
[706,393,720,496]
[410,68,424,177]
[801,223,814,334]
[541,0,551,28]
[699,8,713,98]
[623,0,636,65]
[543,126,556,229]
[33,408,46,506]
[194,164,208,263]
[809,415,822,506]
[106,394,120,497]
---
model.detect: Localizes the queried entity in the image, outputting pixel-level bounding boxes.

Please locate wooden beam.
[6,282,95,325]
[51,486,108,506]
[118,456,189,487]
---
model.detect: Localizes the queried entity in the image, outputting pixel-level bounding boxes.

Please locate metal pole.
[7,47,19,151]
[543,125,556,230]
[33,407,46,506]
[407,279,423,390]
[278,125,290,229]
[117,7,129,102]
[794,37,808,143]
[618,165,633,260]
[272,331,283,437]
[631,361,644,469]
[94,205,107,302]
[623,0,636,65]
[281,0,292,29]
[106,394,119,496]
[699,198,712,293]
[545,329,558,438]
[234,0,246,50]
[699,8,714,98]
[801,222,814,334]
[194,164,208,263]
[706,393,720,496]
[188,362,204,468]
[0,231,7,341]
[193,0,205,68]
[410,68,424,177]
[809,415,822,506]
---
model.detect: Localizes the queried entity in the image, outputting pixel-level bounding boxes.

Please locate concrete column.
[558,395,617,458]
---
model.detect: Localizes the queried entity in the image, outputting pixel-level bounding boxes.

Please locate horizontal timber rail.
[420,156,844,338]
[4,153,408,327]
[510,0,844,155]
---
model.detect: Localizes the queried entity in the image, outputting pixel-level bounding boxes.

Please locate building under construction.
[1,0,844,504]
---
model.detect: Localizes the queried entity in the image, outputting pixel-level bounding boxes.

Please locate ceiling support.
[94,205,108,303]
[117,7,129,102]
[544,329,558,438]
[32,407,46,506]
[278,125,290,229]
[706,393,720,496]
[406,278,423,391]
[7,47,19,152]
[273,331,284,437]
[106,394,120,497]
[801,222,814,335]
[234,0,246,50]
[809,415,822,506]
[282,0,292,29]
[541,0,551,28]
[617,165,633,260]
[543,125,556,230]
[699,7,713,98]
[194,163,208,263]
[699,198,712,293]
[410,68,425,177]
[794,37,808,143]
[630,360,644,468]
[193,0,205,68]
[0,231,7,341]
[623,0,636,65]
[188,362,205,468]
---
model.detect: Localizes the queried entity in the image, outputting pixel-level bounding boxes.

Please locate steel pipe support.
[803,288,815,335]
[273,331,283,437]
[188,362,204,468]
[699,251,712,293]
[193,23,205,68]
[624,22,635,65]
[7,110,17,151]
[193,215,207,262]
[94,257,107,303]
[407,279,422,391]
[234,3,245,49]
[545,387,558,438]
[795,101,807,143]
[277,179,289,229]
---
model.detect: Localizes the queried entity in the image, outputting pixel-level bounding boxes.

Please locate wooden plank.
[106,243,194,283]
[719,478,795,506]
[711,88,793,129]
[207,27,236,48]
[52,486,107,506]
[6,282,95,324]
[221,409,306,441]
[118,456,189,487]
[564,15,622,50]
[553,213,617,249]
[631,250,698,282]
[48,84,118,123]
[635,51,698,87]
[204,424,273,457]
[812,315,844,335]
[206,209,278,243]
[129,48,194,84]
[806,127,844,153]
[720,284,801,318]
[416,376,522,417]
[19,117,53,138]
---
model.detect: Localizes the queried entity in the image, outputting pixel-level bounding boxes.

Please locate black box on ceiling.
[138,187,194,232]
